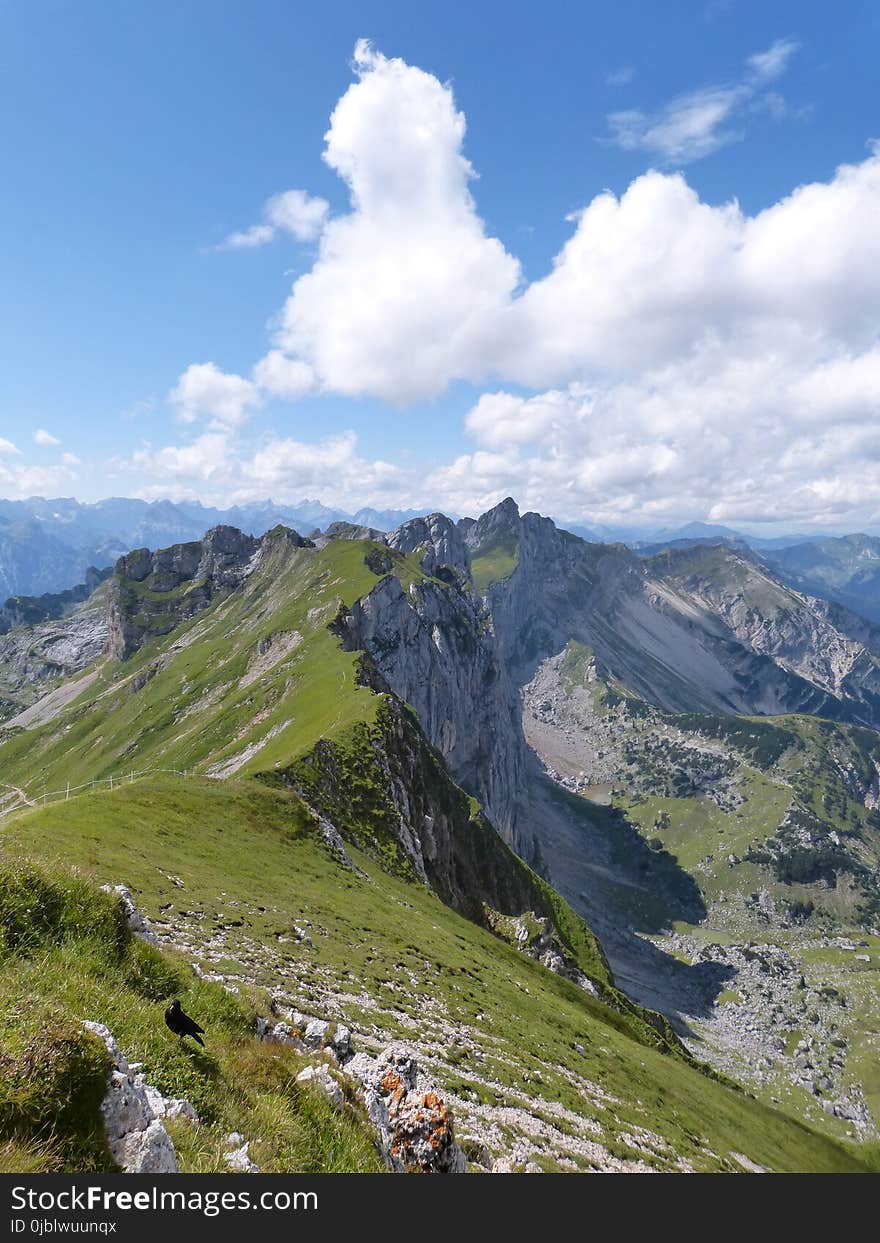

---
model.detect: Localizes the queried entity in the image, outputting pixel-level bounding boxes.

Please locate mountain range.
[1,498,879,1173]
[0,496,428,600]
[6,494,880,635]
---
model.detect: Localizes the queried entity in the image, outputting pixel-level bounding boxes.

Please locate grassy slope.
[0,537,426,792]
[0,856,382,1174]
[283,697,618,999]
[470,534,519,592]
[2,777,870,1173]
[0,532,618,1001]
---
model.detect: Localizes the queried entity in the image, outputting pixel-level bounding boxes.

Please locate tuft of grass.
[0,995,111,1171]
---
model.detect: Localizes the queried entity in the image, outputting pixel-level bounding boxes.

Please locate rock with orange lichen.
[346,1045,467,1173]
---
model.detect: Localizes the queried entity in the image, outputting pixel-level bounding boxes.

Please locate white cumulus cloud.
[252,350,317,399]
[220,188,329,250]
[0,455,79,499]
[124,427,401,510]
[222,223,276,250]
[169,362,261,428]
[265,190,330,240]
[165,44,880,529]
[273,40,521,401]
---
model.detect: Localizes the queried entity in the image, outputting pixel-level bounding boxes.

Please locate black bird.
[164,999,205,1047]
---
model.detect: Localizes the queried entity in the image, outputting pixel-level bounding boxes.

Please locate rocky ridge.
[107,525,312,659]
[151,906,687,1173]
[81,1022,182,1174]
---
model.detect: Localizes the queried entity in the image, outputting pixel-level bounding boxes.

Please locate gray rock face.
[81,1022,179,1174]
[222,1133,260,1173]
[321,521,387,544]
[340,572,524,843]
[303,1017,330,1050]
[0,590,107,724]
[459,495,520,550]
[387,513,471,579]
[100,884,158,945]
[143,1085,199,1124]
[648,544,880,719]
[460,499,880,729]
[296,1063,344,1108]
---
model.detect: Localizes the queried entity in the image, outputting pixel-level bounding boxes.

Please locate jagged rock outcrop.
[387,512,471,579]
[260,1008,469,1171]
[82,1022,179,1174]
[296,1064,345,1107]
[321,520,387,543]
[106,525,310,659]
[346,1045,467,1173]
[143,1086,199,1124]
[222,1133,260,1173]
[100,884,158,945]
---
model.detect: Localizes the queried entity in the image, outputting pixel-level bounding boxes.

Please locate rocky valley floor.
[520,645,880,1143]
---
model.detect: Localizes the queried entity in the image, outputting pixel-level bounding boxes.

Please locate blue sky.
[1,0,879,529]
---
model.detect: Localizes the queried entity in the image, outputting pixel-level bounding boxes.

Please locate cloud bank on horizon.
[5,39,880,530]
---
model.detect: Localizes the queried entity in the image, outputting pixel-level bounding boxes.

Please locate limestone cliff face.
[106,525,309,659]
[458,500,880,727]
[0,585,109,721]
[463,499,640,679]
[648,545,880,718]
[334,569,526,847]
